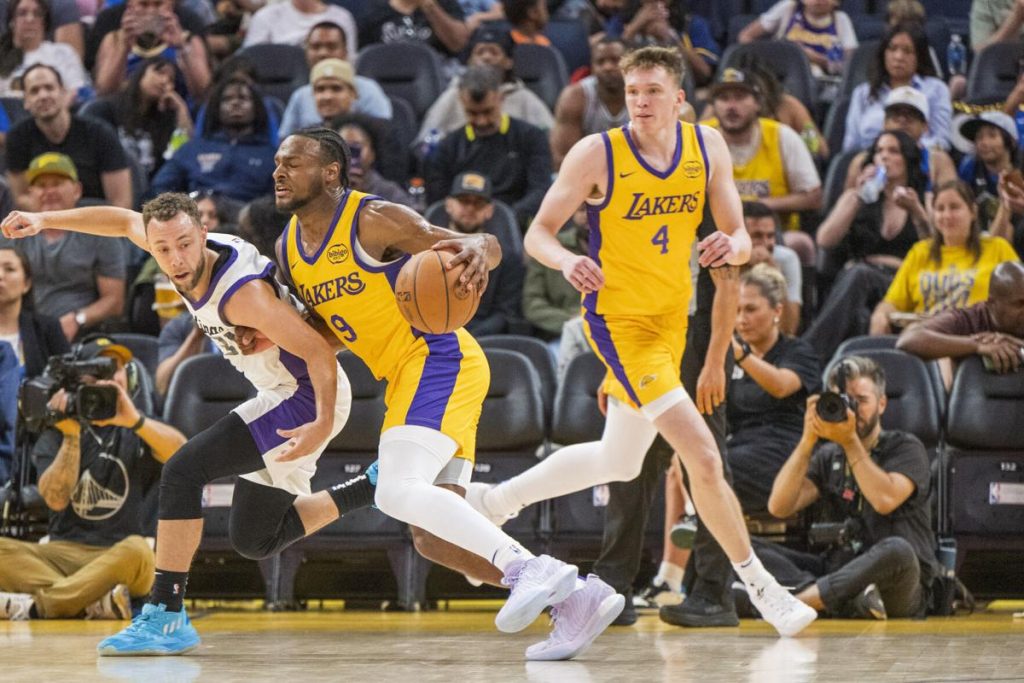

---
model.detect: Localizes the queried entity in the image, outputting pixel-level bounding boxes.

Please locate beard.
[856,411,881,440]
[276,176,324,213]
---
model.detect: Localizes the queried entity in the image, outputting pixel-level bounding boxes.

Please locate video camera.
[18,354,120,432]
[817,361,858,423]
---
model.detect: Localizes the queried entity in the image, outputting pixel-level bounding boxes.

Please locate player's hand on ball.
[275,419,333,462]
[433,236,490,297]
[1,211,44,239]
[697,231,736,268]
[560,254,604,293]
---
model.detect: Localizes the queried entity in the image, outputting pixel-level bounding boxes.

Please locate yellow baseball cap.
[26,153,79,185]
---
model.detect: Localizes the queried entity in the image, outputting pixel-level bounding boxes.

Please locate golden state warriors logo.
[327,244,350,264]
[683,161,702,178]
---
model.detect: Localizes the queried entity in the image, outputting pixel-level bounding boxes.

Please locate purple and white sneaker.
[495,555,579,633]
[525,574,625,661]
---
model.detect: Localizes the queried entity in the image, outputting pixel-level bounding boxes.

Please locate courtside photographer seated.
[0,336,184,620]
[758,355,938,620]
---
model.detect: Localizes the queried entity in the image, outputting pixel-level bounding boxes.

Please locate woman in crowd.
[82,57,192,183]
[871,180,1019,335]
[335,115,413,207]
[727,264,821,513]
[805,130,931,361]
[0,0,88,98]
[0,246,69,378]
[843,22,950,152]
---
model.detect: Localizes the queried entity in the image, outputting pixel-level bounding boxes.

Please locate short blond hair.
[619,46,686,86]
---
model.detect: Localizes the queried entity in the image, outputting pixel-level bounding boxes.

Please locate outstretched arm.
[223,279,338,461]
[2,206,148,251]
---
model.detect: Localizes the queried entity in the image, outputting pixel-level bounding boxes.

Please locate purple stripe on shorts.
[583,203,604,313]
[246,349,316,453]
[583,309,641,406]
[404,333,462,430]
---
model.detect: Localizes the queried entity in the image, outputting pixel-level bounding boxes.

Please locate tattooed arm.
[36,420,82,512]
[695,264,741,415]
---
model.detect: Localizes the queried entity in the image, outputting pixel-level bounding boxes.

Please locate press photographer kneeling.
[0,337,185,620]
[764,356,938,619]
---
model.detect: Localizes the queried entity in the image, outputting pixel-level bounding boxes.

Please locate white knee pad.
[374,426,458,522]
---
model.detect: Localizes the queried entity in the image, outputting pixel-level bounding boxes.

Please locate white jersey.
[179,233,351,496]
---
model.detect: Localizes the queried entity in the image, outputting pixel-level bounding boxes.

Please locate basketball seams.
[435,250,451,334]
[410,250,432,334]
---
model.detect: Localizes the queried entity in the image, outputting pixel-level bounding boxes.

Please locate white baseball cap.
[884,86,930,121]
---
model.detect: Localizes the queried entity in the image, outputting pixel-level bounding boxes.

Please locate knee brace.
[229,479,306,560]
[158,443,210,520]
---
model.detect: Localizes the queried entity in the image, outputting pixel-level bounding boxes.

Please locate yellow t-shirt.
[883,235,1019,314]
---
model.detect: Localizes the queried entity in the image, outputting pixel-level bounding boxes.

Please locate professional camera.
[19,354,119,431]
[817,361,858,423]
[808,518,864,553]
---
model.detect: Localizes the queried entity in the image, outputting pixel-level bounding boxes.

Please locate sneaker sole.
[495,564,578,633]
[769,604,818,638]
[658,607,740,628]
[97,640,200,657]
[526,593,626,661]
[670,526,696,550]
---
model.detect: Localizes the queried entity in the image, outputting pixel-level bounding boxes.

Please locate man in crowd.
[0,154,125,341]
[6,65,132,209]
[744,201,803,335]
[0,338,186,620]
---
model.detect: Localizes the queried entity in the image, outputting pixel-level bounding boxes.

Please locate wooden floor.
[4,601,1024,682]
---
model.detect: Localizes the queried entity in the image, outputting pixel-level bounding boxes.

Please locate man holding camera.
[765,356,938,619]
[0,337,186,620]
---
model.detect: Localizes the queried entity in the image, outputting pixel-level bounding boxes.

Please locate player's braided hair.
[292,126,351,189]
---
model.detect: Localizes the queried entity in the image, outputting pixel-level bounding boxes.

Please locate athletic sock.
[327,473,376,515]
[492,543,535,574]
[656,561,684,593]
[150,569,189,612]
[731,552,774,591]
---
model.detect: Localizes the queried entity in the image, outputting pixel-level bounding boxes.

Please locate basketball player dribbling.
[468,46,818,638]
[268,127,624,660]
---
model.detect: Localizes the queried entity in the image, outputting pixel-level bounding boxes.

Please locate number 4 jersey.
[584,121,708,317]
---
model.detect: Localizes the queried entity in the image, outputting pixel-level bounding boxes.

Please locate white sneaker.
[525,574,624,661]
[495,555,579,633]
[85,584,132,620]
[465,482,519,527]
[0,592,33,620]
[747,580,818,637]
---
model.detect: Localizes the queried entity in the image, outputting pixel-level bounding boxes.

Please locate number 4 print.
[652,225,669,254]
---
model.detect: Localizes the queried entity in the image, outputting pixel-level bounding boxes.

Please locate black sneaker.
[634,578,683,608]
[669,515,698,550]
[612,591,637,626]
[851,583,887,620]
[658,592,740,627]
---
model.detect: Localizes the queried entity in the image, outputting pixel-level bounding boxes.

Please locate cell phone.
[348,142,363,174]
[1006,169,1024,192]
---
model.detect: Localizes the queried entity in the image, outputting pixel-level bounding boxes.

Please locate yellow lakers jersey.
[585,121,707,316]
[282,189,441,380]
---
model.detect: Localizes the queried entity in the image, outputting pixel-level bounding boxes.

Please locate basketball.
[394,249,482,334]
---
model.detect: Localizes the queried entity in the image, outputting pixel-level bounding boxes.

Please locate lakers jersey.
[281,189,452,381]
[585,121,708,316]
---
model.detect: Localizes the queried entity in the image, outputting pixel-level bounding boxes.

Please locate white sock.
[483,400,659,517]
[374,427,534,571]
[656,561,684,593]
[732,551,774,590]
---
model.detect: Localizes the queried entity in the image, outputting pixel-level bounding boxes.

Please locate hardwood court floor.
[3,601,1023,682]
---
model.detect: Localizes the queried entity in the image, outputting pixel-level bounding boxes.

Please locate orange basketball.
[394,250,482,334]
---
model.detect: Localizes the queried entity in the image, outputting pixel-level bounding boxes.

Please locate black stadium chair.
[356,42,446,120]
[111,332,160,379]
[424,199,523,262]
[513,43,569,112]
[967,41,1024,103]
[387,95,418,157]
[225,43,310,106]
[833,334,897,357]
[821,149,861,212]
[543,19,591,74]
[945,356,1024,595]
[822,94,851,159]
[478,335,557,428]
[720,41,817,112]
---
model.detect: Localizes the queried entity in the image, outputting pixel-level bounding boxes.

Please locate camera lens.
[816,391,849,423]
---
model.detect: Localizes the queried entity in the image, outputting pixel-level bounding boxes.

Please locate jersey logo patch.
[639,374,657,388]
[683,161,702,178]
[327,244,350,264]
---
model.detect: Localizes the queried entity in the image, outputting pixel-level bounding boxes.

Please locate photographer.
[0,337,185,620]
[764,356,937,619]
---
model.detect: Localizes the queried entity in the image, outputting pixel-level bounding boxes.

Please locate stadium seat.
[821,149,861,211]
[543,19,591,74]
[356,42,446,119]
[945,356,1024,591]
[967,41,1024,102]
[111,332,160,378]
[547,352,608,553]
[726,14,756,47]
[822,95,851,160]
[387,95,418,158]
[225,44,310,106]
[833,334,898,356]
[513,43,569,111]
[839,40,876,99]
[720,41,817,112]
[478,334,557,427]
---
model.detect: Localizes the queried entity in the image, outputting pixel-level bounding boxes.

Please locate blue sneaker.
[365,461,378,486]
[97,603,200,656]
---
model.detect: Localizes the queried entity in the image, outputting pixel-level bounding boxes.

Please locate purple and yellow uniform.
[583,121,709,408]
[281,189,489,461]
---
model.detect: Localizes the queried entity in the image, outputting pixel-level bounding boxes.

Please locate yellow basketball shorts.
[583,308,688,409]
[381,327,489,461]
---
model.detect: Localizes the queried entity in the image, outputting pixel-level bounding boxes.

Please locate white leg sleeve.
[374,426,528,567]
[485,398,660,516]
